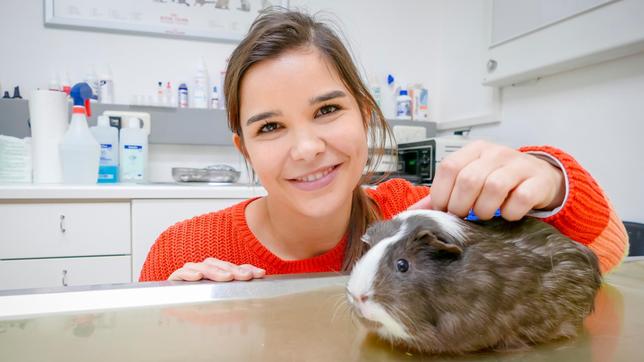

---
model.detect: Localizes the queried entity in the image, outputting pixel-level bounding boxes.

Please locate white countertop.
[0,183,267,200]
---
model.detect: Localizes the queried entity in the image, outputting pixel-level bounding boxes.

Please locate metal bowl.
[172,164,240,183]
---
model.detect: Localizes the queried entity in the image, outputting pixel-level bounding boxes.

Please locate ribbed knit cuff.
[518,145,610,246]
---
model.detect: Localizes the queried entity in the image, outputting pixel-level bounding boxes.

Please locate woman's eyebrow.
[246,110,282,126]
[309,90,346,105]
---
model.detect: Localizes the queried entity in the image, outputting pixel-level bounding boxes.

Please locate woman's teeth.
[295,166,335,182]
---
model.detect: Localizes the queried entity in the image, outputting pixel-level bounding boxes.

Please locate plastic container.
[210,86,220,109]
[98,67,114,104]
[85,65,99,101]
[119,117,148,183]
[178,82,188,108]
[192,61,209,109]
[90,115,119,183]
[59,83,100,184]
[396,89,412,120]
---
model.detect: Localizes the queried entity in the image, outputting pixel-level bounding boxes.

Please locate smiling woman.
[139,9,628,283]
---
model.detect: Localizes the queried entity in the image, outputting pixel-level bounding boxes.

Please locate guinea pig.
[346,209,602,354]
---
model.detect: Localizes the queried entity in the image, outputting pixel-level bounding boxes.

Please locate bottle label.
[122,144,145,181]
[100,143,115,163]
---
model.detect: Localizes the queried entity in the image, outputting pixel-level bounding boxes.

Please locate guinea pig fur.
[346,209,602,354]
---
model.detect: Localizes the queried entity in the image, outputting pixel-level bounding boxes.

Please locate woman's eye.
[396,259,409,273]
[259,122,280,134]
[316,104,339,117]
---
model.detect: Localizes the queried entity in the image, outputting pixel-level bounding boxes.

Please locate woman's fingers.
[240,264,266,278]
[500,177,545,221]
[168,268,203,281]
[429,141,485,212]
[471,159,531,220]
[167,258,266,282]
[446,157,504,217]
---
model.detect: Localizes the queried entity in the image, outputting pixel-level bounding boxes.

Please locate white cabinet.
[0,184,264,290]
[0,255,131,290]
[0,202,130,259]
[131,199,244,281]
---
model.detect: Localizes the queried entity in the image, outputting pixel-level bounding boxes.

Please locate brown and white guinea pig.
[346,209,602,354]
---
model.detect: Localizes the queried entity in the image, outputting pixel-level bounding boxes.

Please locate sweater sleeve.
[519,145,629,274]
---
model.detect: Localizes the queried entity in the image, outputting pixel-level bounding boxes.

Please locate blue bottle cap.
[387,74,395,86]
[399,89,408,96]
[70,82,93,116]
[70,82,93,107]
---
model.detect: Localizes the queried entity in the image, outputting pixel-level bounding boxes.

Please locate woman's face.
[236,47,369,218]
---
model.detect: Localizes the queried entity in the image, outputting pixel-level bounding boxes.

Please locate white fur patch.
[396,209,466,241]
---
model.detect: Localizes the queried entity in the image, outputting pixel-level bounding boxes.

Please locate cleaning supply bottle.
[178,82,189,108]
[90,115,119,183]
[98,66,114,104]
[192,60,209,109]
[59,83,100,184]
[85,65,99,101]
[210,86,220,109]
[119,117,148,183]
[396,89,412,120]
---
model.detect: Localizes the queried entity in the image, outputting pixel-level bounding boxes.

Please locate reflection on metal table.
[1,260,643,361]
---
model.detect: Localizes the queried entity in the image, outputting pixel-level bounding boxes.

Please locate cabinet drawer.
[0,255,131,290]
[0,202,130,259]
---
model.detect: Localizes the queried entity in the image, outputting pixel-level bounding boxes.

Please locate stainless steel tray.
[172,164,240,183]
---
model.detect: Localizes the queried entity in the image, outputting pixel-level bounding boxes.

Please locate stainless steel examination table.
[1,259,643,362]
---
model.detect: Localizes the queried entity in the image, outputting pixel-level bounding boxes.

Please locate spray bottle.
[59,83,100,184]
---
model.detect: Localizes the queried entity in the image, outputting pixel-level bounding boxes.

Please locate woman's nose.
[289,127,325,162]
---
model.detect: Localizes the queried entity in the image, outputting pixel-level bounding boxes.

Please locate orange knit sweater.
[140,146,629,281]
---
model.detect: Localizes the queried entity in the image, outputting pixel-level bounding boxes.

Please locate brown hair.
[224,9,394,271]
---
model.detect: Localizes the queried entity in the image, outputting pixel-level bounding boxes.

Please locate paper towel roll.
[29,90,69,183]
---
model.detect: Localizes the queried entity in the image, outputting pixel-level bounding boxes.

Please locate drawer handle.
[62,269,68,287]
[59,215,66,233]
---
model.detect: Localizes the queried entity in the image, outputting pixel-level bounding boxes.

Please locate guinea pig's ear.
[361,233,372,246]
[416,230,463,257]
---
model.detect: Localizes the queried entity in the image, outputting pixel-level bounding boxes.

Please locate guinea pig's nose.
[348,292,369,304]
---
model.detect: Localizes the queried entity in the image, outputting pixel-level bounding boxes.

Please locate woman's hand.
[168,257,266,282]
[410,140,565,221]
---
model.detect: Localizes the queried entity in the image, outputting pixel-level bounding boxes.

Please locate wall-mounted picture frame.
[44,0,290,43]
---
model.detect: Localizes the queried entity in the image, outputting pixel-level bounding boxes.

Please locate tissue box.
[0,135,32,183]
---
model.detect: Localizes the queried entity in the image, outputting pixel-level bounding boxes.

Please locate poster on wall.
[44,0,290,42]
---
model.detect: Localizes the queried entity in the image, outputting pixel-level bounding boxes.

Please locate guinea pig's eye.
[396,259,409,273]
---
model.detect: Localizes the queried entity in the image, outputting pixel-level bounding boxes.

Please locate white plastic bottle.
[396,89,412,120]
[85,65,100,101]
[210,86,220,109]
[192,61,209,109]
[90,115,119,183]
[178,82,189,108]
[98,66,114,104]
[119,117,148,183]
[60,83,100,184]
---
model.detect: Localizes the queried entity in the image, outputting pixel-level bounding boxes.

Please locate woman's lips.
[288,164,341,191]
